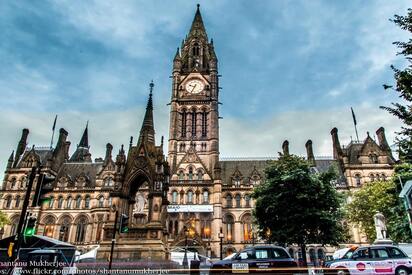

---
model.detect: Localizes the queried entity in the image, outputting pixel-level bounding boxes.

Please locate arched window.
[201,111,207,137]
[242,214,252,241]
[233,177,241,187]
[245,194,251,207]
[49,196,55,209]
[203,190,209,204]
[98,196,104,208]
[235,194,241,208]
[172,191,178,204]
[85,196,90,208]
[10,216,20,236]
[188,167,193,180]
[181,110,187,138]
[192,43,200,56]
[59,217,71,242]
[191,111,197,138]
[10,178,16,189]
[200,213,212,239]
[67,197,72,209]
[178,171,184,181]
[381,173,386,181]
[76,196,82,208]
[225,215,234,242]
[370,174,375,182]
[4,196,11,209]
[75,217,87,243]
[354,174,361,187]
[369,154,378,164]
[187,191,193,204]
[20,177,26,188]
[57,197,63,209]
[15,196,20,208]
[197,170,203,180]
[226,194,232,208]
[108,197,112,207]
[43,216,56,238]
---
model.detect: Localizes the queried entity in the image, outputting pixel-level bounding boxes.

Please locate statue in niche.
[134,193,145,214]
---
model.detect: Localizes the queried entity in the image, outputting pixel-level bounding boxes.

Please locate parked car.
[210,245,298,274]
[324,245,412,275]
[322,246,358,267]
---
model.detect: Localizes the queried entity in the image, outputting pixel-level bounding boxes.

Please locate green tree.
[346,163,412,243]
[252,155,345,266]
[380,8,412,162]
[0,211,9,229]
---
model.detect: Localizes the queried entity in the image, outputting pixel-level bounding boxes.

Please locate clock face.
[185,79,204,94]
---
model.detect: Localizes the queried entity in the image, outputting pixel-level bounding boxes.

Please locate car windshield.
[342,250,354,259]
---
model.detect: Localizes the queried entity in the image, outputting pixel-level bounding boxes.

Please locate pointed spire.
[188,4,208,40]
[138,81,155,145]
[69,122,91,162]
[79,121,89,148]
[7,151,14,169]
[174,47,181,61]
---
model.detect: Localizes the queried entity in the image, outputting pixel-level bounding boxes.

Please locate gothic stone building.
[0,6,396,261]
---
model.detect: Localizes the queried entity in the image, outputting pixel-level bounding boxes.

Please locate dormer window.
[369,154,378,164]
[192,43,200,56]
[178,171,185,181]
[197,170,203,180]
[188,167,193,180]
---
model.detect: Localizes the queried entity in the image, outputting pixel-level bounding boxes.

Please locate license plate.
[232,263,249,273]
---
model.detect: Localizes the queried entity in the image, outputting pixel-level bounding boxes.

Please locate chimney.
[305,140,315,166]
[13,128,29,168]
[331,128,343,159]
[282,140,289,156]
[376,127,391,153]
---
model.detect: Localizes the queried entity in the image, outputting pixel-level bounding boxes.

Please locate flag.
[52,115,57,131]
[351,107,357,126]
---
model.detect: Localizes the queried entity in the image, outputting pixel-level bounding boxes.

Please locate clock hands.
[190,84,197,93]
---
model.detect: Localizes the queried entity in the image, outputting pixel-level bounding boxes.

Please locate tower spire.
[188,4,208,40]
[69,122,91,162]
[78,121,89,148]
[138,81,155,146]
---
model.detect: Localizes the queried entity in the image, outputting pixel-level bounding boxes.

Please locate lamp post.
[218,227,224,260]
[183,226,189,269]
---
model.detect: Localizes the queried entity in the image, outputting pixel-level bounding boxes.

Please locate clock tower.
[168,4,219,179]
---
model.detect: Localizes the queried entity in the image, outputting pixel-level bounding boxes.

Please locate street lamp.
[183,226,189,269]
[218,227,224,260]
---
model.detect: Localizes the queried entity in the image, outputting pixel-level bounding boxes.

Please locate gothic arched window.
[245,194,251,207]
[75,217,87,243]
[370,174,375,182]
[188,167,194,180]
[172,191,178,204]
[369,154,378,164]
[43,216,56,238]
[192,43,200,56]
[225,215,234,242]
[49,196,55,209]
[226,194,232,208]
[191,111,197,138]
[197,170,203,181]
[57,197,63,209]
[76,196,82,208]
[59,217,71,242]
[85,196,90,208]
[20,177,26,188]
[178,170,184,181]
[235,194,241,208]
[15,196,20,208]
[187,191,193,204]
[10,178,16,189]
[67,197,72,209]
[4,196,11,209]
[98,196,104,208]
[354,174,361,187]
[382,173,386,181]
[203,190,209,204]
[201,111,207,137]
[181,110,187,138]
[242,214,252,242]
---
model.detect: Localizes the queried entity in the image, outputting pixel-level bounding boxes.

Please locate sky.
[0,0,410,169]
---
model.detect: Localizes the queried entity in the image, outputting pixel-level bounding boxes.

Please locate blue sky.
[0,0,410,168]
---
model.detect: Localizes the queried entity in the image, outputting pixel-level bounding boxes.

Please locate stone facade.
[0,5,396,262]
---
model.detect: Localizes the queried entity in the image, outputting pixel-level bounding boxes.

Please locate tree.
[252,155,345,266]
[0,211,9,229]
[346,163,412,243]
[380,8,412,162]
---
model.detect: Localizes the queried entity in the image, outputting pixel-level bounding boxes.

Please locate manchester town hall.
[0,6,396,261]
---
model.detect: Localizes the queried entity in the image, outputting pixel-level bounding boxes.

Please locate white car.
[328,245,412,275]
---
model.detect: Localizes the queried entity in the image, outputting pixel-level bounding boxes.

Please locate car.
[210,245,298,274]
[324,245,412,275]
[323,246,358,267]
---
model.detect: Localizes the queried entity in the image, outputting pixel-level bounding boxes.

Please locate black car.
[211,245,298,274]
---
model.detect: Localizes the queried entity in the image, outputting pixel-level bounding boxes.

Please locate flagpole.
[50,115,58,149]
[351,107,359,142]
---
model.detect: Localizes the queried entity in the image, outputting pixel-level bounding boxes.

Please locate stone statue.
[374,212,387,240]
[134,193,145,214]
